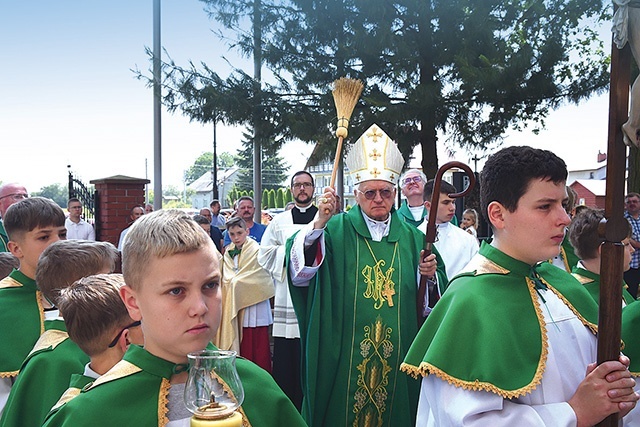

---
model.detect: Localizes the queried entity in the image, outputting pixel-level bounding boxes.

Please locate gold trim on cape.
[0,276,22,289]
[87,360,142,390]
[27,329,68,358]
[571,272,595,285]
[460,254,510,276]
[158,378,170,427]
[51,387,83,411]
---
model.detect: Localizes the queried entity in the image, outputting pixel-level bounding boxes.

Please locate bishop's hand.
[314,187,337,229]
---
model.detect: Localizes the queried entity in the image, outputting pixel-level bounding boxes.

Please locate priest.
[287,124,447,426]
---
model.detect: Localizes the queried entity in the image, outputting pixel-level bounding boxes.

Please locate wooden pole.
[596,32,631,427]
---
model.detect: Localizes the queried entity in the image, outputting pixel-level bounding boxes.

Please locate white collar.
[360,210,391,242]
[296,202,313,213]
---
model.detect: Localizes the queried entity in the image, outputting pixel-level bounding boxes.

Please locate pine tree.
[235,128,289,191]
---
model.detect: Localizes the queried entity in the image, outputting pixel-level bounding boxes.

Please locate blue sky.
[0,1,611,192]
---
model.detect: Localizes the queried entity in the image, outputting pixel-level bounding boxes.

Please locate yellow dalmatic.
[215,238,274,352]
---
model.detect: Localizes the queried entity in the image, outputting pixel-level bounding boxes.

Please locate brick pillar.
[90,175,150,246]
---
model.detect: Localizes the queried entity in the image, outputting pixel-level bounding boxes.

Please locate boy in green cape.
[42,209,305,427]
[0,197,66,415]
[50,273,144,409]
[569,207,637,306]
[402,146,638,426]
[0,240,120,427]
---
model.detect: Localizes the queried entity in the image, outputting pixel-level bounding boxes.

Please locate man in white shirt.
[64,198,95,241]
[419,180,478,279]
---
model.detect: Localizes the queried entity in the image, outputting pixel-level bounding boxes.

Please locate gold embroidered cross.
[381,281,395,307]
[367,126,382,142]
[370,168,381,177]
[369,149,382,161]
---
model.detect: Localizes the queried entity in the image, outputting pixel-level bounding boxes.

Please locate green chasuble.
[0,221,8,252]
[396,200,427,227]
[287,205,447,427]
[402,242,599,398]
[43,344,306,427]
[0,270,44,379]
[571,266,636,306]
[622,300,640,374]
[0,319,89,427]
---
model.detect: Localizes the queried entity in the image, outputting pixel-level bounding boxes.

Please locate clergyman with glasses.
[0,183,28,252]
[397,168,428,227]
[285,124,447,426]
[258,170,318,410]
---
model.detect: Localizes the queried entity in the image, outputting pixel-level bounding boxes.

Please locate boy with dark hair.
[569,207,636,305]
[42,209,304,426]
[50,274,143,409]
[0,253,18,280]
[420,179,479,279]
[218,217,274,372]
[0,197,66,414]
[0,240,119,427]
[403,146,638,425]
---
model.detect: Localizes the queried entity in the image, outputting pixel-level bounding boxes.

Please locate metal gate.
[68,169,99,237]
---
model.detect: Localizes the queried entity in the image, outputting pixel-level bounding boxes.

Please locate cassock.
[258,203,317,408]
[287,205,447,427]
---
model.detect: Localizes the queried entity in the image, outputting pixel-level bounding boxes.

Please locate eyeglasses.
[402,176,423,186]
[0,193,28,201]
[292,182,314,189]
[108,320,142,348]
[359,188,394,200]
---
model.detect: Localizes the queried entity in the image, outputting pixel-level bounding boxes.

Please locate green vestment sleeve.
[0,320,89,427]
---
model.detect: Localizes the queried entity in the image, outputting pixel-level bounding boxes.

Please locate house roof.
[570,179,606,197]
[189,167,239,193]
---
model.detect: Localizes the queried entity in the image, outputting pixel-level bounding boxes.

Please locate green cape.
[0,320,89,427]
[402,242,599,398]
[622,300,640,374]
[287,205,447,426]
[571,266,636,306]
[0,269,44,378]
[43,344,306,427]
[396,200,427,227]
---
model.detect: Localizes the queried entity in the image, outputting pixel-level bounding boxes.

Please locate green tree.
[235,128,290,190]
[258,0,609,176]
[32,183,67,207]
[154,0,608,178]
[276,188,285,208]
[184,151,236,185]
[268,189,276,208]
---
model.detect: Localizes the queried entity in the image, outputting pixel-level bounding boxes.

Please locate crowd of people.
[1,128,640,426]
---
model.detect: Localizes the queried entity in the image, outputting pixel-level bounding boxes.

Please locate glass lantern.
[184,350,244,426]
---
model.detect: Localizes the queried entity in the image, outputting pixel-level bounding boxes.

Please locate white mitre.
[345,124,405,185]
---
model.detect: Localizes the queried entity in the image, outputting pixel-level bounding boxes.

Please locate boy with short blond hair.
[0,240,119,427]
[0,197,66,414]
[217,217,274,372]
[42,210,304,426]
